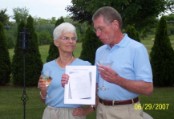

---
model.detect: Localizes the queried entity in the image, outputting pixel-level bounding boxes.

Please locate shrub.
[80,26,102,64]
[150,16,174,87]
[12,16,43,86]
[125,25,140,42]
[0,22,11,85]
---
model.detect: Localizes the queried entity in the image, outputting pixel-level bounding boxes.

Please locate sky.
[0,0,72,20]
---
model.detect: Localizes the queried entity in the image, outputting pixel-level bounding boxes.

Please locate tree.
[25,16,43,86]
[67,0,173,31]
[165,13,174,21]
[0,9,9,25]
[125,25,140,42]
[46,17,64,62]
[12,21,25,86]
[4,22,17,48]
[12,16,43,86]
[150,16,174,87]
[165,0,174,13]
[0,9,16,48]
[0,22,11,85]
[34,18,54,46]
[37,31,52,45]
[164,13,174,35]
[80,26,103,64]
[13,7,29,24]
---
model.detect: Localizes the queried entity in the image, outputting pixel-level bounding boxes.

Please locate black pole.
[20,28,29,119]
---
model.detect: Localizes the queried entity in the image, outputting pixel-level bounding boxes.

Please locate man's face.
[93,16,115,44]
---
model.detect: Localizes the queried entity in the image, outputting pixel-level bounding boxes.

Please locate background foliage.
[125,25,140,42]
[80,26,103,64]
[150,16,174,86]
[0,22,11,85]
[67,0,172,31]
[12,16,42,86]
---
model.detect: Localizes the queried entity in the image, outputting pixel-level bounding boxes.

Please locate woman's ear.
[54,40,59,47]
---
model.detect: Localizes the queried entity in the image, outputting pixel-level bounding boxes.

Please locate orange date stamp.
[134,103,170,110]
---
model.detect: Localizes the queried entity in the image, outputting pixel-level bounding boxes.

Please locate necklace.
[58,56,74,68]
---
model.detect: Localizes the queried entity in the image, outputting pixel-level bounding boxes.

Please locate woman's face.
[54,32,77,54]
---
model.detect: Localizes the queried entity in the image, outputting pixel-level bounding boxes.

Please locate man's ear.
[112,20,119,30]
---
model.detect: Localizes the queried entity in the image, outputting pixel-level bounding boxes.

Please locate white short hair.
[53,22,77,40]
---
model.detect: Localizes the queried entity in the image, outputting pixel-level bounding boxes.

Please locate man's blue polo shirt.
[95,34,152,100]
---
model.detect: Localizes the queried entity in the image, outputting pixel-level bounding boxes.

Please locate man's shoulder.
[128,37,145,49]
[97,45,107,52]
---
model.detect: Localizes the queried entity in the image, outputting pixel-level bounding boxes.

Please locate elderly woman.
[38,22,94,119]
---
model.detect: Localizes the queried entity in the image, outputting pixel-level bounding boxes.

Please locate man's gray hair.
[92,6,122,28]
[53,22,77,40]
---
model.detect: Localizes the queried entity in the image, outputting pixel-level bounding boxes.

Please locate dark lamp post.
[20,28,29,119]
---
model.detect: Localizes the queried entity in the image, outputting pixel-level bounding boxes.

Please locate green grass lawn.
[0,86,45,119]
[0,86,173,119]
[140,87,174,119]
